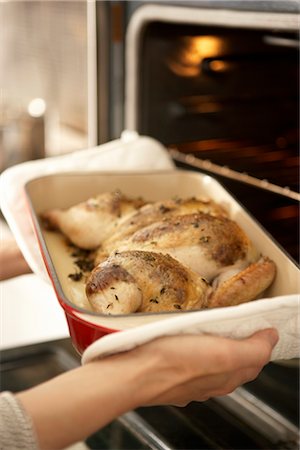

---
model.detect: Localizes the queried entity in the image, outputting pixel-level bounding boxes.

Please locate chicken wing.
[41,191,146,249]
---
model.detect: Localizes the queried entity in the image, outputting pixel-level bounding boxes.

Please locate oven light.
[167,36,223,77]
[192,36,222,58]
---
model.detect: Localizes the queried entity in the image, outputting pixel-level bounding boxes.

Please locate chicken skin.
[86,250,211,314]
[41,191,146,249]
[99,212,260,282]
[208,256,276,308]
[101,196,228,255]
[86,250,276,315]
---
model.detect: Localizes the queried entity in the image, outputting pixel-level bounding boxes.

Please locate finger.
[213,328,279,373]
[247,328,279,347]
[174,329,278,375]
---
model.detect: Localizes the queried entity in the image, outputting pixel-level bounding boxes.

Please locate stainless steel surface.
[216,387,299,447]
[0,109,45,172]
[118,412,174,450]
[1,1,91,156]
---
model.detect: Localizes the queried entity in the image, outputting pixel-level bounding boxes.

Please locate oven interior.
[134,20,299,263]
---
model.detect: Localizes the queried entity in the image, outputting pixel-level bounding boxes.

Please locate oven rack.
[169,148,300,202]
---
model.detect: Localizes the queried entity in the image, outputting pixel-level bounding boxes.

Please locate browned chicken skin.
[42,191,277,314]
[86,251,276,315]
[41,191,146,249]
[98,212,259,282]
[101,197,227,255]
[86,250,211,314]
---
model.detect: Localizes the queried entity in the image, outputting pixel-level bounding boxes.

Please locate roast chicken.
[86,250,275,314]
[41,190,277,314]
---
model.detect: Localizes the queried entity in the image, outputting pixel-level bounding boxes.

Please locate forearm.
[16,348,163,450]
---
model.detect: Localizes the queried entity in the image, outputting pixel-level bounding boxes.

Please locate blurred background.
[1,1,91,169]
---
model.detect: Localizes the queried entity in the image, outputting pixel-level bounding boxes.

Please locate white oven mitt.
[81,294,299,363]
[0,131,175,281]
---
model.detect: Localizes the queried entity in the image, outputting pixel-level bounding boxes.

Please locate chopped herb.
[71,248,91,258]
[160,287,166,295]
[115,294,119,301]
[68,272,83,282]
[74,258,94,272]
[150,298,159,304]
[159,205,172,214]
[173,304,182,309]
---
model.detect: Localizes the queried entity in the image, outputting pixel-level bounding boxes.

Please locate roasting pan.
[25,170,299,354]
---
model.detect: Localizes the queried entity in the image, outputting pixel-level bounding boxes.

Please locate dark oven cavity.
[125,4,299,263]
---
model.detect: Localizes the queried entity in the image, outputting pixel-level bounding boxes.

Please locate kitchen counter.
[0,273,69,350]
[0,217,68,350]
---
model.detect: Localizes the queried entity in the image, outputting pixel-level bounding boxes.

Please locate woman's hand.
[131,328,279,407]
